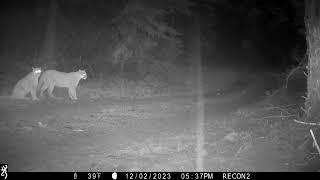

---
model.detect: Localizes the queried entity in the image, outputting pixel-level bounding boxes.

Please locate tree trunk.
[304,0,320,121]
[193,14,205,172]
[120,60,125,97]
[41,0,58,68]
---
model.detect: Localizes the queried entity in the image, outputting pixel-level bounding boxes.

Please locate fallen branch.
[264,103,297,108]
[255,115,296,121]
[310,129,320,156]
[294,119,320,126]
[258,103,297,115]
[261,106,291,114]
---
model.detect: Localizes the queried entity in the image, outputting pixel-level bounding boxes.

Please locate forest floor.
[0,69,319,172]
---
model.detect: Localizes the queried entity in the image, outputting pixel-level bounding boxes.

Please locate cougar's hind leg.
[11,84,27,99]
[68,88,73,100]
[48,84,56,99]
[68,87,77,100]
[72,87,78,100]
[12,89,25,99]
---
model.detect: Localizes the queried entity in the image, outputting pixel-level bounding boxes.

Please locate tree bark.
[304,0,320,121]
[192,14,205,172]
[41,0,58,67]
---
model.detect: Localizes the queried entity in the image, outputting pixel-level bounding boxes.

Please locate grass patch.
[224,87,318,171]
[109,131,196,171]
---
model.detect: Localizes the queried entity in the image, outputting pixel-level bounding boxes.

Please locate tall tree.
[111,0,190,95]
[111,0,191,70]
[304,0,320,121]
[192,14,204,172]
[41,0,58,68]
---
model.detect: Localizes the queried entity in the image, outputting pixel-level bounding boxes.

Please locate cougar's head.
[32,67,42,75]
[78,70,87,80]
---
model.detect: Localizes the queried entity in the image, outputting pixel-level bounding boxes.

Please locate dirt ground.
[0,72,318,172]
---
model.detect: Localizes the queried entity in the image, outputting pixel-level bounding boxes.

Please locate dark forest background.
[0,0,306,96]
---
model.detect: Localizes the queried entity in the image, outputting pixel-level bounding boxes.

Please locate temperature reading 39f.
[88,172,102,180]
